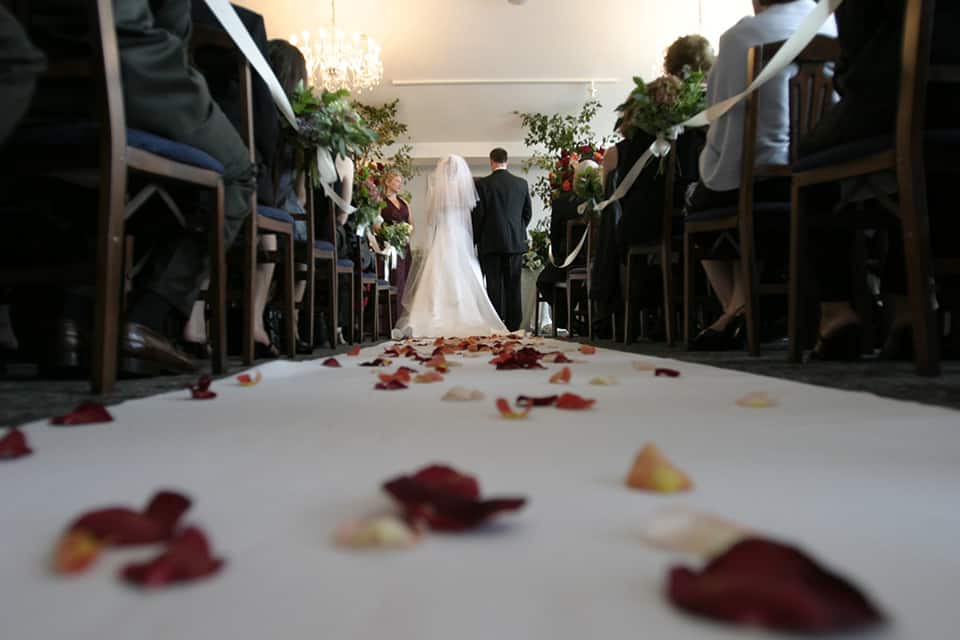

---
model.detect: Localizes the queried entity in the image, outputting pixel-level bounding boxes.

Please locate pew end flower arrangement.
[523,218,551,272]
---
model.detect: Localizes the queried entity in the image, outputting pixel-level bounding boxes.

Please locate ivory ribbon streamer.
[548,224,589,269]
[595,0,844,214]
[366,232,400,280]
[201,0,297,128]
[317,148,357,215]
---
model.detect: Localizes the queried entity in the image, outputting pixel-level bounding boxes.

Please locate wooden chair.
[355,242,381,342]
[189,25,296,364]
[374,250,398,339]
[554,218,592,339]
[623,145,679,346]
[0,0,227,392]
[299,189,333,348]
[788,0,959,375]
[684,36,839,355]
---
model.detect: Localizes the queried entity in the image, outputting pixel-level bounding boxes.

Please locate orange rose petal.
[555,393,596,410]
[53,530,102,574]
[590,376,618,386]
[496,398,531,420]
[236,370,263,386]
[626,443,693,493]
[579,345,597,355]
[414,372,445,384]
[347,345,362,357]
[550,367,572,384]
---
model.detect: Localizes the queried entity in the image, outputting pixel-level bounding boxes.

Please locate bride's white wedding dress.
[393,155,508,338]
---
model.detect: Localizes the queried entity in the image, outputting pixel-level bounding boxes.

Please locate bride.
[393,155,508,338]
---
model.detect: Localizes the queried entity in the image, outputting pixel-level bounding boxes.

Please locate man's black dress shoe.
[808,324,863,362]
[120,322,197,376]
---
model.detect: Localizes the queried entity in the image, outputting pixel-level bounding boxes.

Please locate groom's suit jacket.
[473,169,532,256]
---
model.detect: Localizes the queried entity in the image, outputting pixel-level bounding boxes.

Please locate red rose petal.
[360,358,390,367]
[555,393,596,410]
[322,358,342,368]
[0,428,32,460]
[375,380,408,390]
[383,465,526,531]
[516,395,559,407]
[187,375,217,399]
[50,402,113,426]
[236,370,263,386]
[668,538,885,633]
[655,368,681,378]
[347,345,362,356]
[121,527,224,587]
[68,490,191,546]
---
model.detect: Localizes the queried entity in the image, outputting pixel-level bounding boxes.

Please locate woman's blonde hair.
[382,168,403,192]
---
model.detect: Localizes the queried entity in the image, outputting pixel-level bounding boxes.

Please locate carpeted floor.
[1,339,958,426]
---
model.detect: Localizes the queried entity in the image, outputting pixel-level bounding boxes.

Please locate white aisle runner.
[2,340,958,640]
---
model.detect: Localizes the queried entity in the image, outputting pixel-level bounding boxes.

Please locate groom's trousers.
[480,253,523,331]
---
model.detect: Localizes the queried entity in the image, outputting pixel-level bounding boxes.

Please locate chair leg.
[624,254,633,345]
[740,220,760,358]
[209,182,227,374]
[566,282,574,339]
[328,265,338,348]
[899,171,940,376]
[241,217,256,366]
[788,183,804,363]
[662,246,675,348]
[534,293,540,337]
[304,255,315,348]
[348,273,356,344]
[683,231,694,348]
[552,288,560,338]
[90,165,126,394]
[283,233,296,358]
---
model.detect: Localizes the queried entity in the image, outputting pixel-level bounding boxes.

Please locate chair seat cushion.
[257,205,295,225]
[314,240,335,252]
[361,272,378,282]
[127,128,224,173]
[684,201,790,225]
[337,259,354,269]
[568,267,587,276]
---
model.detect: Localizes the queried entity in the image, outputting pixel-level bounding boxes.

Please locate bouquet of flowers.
[549,144,605,201]
[615,71,707,140]
[523,218,551,272]
[573,162,604,216]
[376,221,413,259]
[352,163,386,230]
[288,83,377,163]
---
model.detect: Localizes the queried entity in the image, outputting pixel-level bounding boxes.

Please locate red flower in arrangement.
[0,428,32,460]
[382,465,527,531]
[668,538,885,634]
[655,368,681,378]
[122,526,224,588]
[562,180,572,192]
[516,395,559,407]
[322,358,342,368]
[50,402,113,426]
[555,393,596,410]
[54,491,191,574]
[187,375,217,400]
[579,144,592,154]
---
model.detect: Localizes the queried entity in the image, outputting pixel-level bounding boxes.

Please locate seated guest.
[26,0,256,374]
[802,0,960,359]
[685,0,836,350]
[590,35,714,333]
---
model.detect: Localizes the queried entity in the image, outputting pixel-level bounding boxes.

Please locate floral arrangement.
[573,163,604,215]
[288,83,378,163]
[376,221,413,259]
[516,100,615,209]
[355,99,417,200]
[522,218,551,272]
[550,145,605,201]
[352,163,387,230]
[615,71,707,140]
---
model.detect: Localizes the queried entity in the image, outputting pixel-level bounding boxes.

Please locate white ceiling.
[236,0,753,156]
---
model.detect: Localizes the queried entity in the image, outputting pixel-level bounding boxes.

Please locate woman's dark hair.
[664,34,715,77]
[267,39,307,97]
[267,39,308,206]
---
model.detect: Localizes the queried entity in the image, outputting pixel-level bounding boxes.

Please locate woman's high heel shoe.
[690,311,746,351]
[809,323,862,362]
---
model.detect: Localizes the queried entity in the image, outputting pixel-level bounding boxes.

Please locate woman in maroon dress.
[380,169,412,301]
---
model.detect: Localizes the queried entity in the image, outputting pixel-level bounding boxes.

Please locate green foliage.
[354,99,417,189]
[573,166,604,217]
[515,100,616,209]
[287,83,377,162]
[523,218,551,272]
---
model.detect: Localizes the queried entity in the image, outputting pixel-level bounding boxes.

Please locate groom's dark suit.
[473,168,532,331]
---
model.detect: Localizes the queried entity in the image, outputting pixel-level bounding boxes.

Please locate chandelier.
[289,0,383,94]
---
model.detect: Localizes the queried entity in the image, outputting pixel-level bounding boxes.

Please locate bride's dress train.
[393,156,507,339]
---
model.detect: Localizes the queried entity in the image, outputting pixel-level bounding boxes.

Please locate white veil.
[409,154,478,253]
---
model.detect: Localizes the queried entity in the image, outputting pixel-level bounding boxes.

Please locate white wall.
[236,0,753,226]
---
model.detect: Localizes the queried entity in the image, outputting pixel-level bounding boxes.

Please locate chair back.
[786,36,842,164]
[659,144,677,249]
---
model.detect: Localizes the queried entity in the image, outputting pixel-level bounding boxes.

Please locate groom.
[473,148,532,331]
